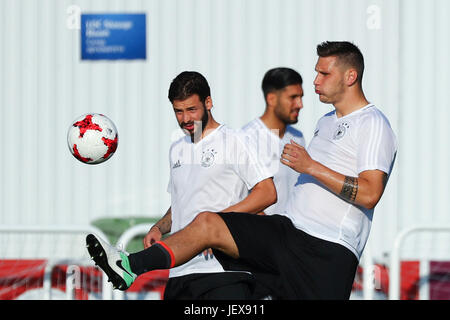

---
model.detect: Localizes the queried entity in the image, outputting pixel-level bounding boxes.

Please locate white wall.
[0,0,448,260]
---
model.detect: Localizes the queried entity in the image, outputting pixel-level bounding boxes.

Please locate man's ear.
[266,92,278,108]
[204,96,213,111]
[345,68,359,86]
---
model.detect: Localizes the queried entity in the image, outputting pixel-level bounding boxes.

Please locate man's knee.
[193,211,219,231]
[193,212,226,244]
[194,211,239,258]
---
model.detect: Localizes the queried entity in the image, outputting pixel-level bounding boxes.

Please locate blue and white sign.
[81,14,146,60]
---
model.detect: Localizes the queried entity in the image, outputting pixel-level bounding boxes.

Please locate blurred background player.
[241,67,305,215]
[87,71,276,299]
[240,67,305,299]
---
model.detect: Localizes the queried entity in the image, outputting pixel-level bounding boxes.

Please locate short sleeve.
[240,127,280,178]
[357,112,398,174]
[232,133,274,190]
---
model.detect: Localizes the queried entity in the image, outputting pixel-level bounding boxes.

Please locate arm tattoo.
[153,209,172,235]
[340,176,358,202]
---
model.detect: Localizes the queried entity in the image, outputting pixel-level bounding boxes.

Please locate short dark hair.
[262,67,303,101]
[168,71,211,103]
[316,41,365,84]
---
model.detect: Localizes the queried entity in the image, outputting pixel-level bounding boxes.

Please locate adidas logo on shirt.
[173,160,181,169]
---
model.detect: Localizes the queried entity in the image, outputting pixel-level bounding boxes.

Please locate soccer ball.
[67,113,118,164]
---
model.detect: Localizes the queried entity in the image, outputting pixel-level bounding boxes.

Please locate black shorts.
[163,272,256,300]
[213,213,359,300]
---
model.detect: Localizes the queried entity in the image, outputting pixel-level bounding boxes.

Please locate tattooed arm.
[281,140,388,209]
[337,171,388,208]
[143,207,172,249]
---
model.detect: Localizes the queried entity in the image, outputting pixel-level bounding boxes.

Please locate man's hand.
[281,140,389,210]
[201,248,214,260]
[281,139,315,174]
[143,225,163,249]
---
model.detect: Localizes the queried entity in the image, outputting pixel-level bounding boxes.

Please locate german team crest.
[333,122,350,140]
[201,148,217,167]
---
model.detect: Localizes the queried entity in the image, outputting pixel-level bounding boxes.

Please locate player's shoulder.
[169,132,189,151]
[240,118,279,140]
[217,123,238,136]
[225,125,247,142]
[356,105,397,145]
[241,118,262,133]
[285,125,305,146]
[239,118,279,147]
[315,110,336,128]
[319,109,336,122]
[323,109,336,118]
[357,104,393,128]
[285,125,304,139]
[214,124,245,144]
[219,125,257,153]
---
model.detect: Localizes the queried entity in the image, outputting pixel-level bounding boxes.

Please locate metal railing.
[5,223,449,300]
[109,223,378,300]
[0,225,112,300]
[116,223,153,250]
[361,243,376,300]
[389,225,450,300]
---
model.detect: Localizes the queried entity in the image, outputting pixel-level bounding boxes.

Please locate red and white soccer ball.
[67,113,118,164]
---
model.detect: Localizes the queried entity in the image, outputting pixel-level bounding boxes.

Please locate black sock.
[128,242,174,275]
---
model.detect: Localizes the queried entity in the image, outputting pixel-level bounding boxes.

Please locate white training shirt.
[285,104,397,260]
[167,124,273,278]
[241,118,305,215]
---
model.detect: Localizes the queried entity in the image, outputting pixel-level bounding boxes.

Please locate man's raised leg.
[131,211,239,271]
[86,211,239,290]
